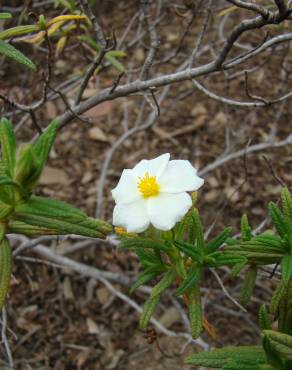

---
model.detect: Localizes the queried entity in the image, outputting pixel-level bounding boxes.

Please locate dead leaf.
[86,318,100,335]
[159,307,180,328]
[63,277,74,300]
[96,286,110,305]
[84,101,113,118]
[89,127,109,142]
[39,166,69,185]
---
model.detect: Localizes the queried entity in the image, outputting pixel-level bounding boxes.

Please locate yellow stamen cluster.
[137,172,160,198]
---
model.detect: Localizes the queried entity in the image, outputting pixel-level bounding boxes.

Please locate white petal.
[159,160,204,193]
[113,199,150,233]
[112,169,141,204]
[132,153,170,180]
[147,192,192,231]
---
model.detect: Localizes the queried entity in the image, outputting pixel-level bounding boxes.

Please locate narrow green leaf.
[185,345,266,366]
[13,195,113,238]
[281,188,292,222]
[205,227,232,255]
[136,248,163,269]
[105,53,125,72]
[30,118,59,186]
[0,117,16,177]
[264,330,292,360]
[188,284,202,339]
[78,35,101,52]
[0,238,12,309]
[191,208,204,250]
[120,237,171,252]
[268,202,290,239]
[7,219,61,236]
[139,270,176,329]
[229,260,247,277]
[139,295,160,330]
[107,50,126,58]
[15,143,40,187]
[278,278,292,335]
[0,13,12,20]
[174,265,201,297]
[0,40,36,70]
[241,214,252,241]
[151,269,176,298]
[259,305,272,331]
[240,266,258,306]
[206,252,247,267]
[271,280,286,314]
[0,25,39,40]
[174,240,202,262]
[130,268,162,294]
[281,255,292,283]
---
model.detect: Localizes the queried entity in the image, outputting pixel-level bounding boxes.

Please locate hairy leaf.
[0,237,12,309]
[241,214,252,241]
[259,305,272,331]
[281,255,292,283]
[185,345,266,367]
[0,117,16,177]
[205,227,232,255]
[240,266,258,306]
[174,264,201,297]
[188,284,202,339]
[264,330,292,360]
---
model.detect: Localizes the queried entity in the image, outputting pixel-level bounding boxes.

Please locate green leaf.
[230,260,247,277]
[206,252,247,267]
[0,40,36,70]
[15,143,40,188]
[130,268,162,294]
[136,248,163,269]
[205,227,232,255]
[174,265,201,297]
[185,345,266,367]
[7,219,63,236]
[0,13,12,20]
[119,237,171,252]
[281,188,292,222]
[240,266,258,306]
[30,118,59,186]
[281,255,292,283]
[0,25,39,40]
[264,330,292,361]
[78,35,101,52]
[188,284,202,338]
[174,240,203,263]
[262,335,284,370]
[271,280,286,315]
[241,214,252,241]
[269,202,290,239]
[0,117,16,177]
[150,269,176,298]
[278,279,292,335]
[105,53,125,72]
[0,237,12,309]
[139,269,176,329]
[0,202,13,219]
[12,195,112,238]
[191,208,205,250]
[259,304,272,331]
[139,295,160,330]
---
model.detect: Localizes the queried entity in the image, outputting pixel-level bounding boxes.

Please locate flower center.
[137,172,160,198]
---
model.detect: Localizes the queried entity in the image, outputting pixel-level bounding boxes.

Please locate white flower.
[112,153,204,233]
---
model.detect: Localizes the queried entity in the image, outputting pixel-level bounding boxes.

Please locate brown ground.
[1,0,292,369]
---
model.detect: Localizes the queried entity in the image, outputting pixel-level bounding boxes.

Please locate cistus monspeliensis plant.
[0,117,112,309]
[112,153,292,370]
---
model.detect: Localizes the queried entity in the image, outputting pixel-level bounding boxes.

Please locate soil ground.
[1,1,292,369]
